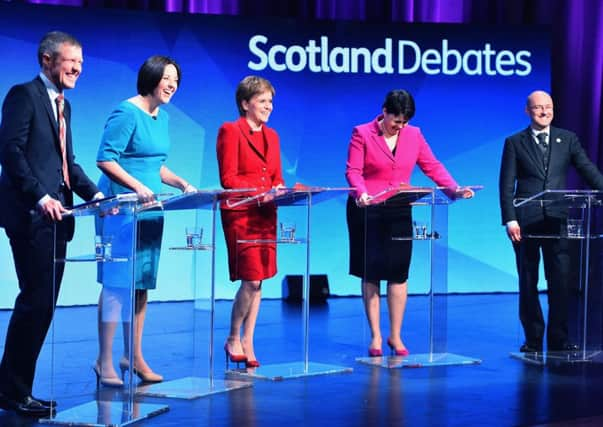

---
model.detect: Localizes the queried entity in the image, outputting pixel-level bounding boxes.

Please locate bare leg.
[122,290,161,379]
[96,288,121,379]
[386,281,408,350]
[241,281,262,362]
[362,280,382,350]
[227,280,261,358]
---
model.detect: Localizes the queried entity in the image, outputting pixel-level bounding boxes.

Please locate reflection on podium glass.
[95,388,140,426]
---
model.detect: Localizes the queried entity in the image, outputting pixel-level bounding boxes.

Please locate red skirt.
[220,205,277,281]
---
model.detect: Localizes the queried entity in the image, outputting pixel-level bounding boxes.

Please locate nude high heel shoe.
[93,362,124,388]
[119,357,163,383]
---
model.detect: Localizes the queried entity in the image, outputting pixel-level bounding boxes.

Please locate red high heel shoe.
[224,343,247,368]
[386,338,409,356]
[368,348,383,357]
[245,360,260,368]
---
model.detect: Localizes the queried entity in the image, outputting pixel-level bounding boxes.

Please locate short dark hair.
[137,55,181,96]
[235,75,275,116]
[38,31,81,66]
[382,90,415,121]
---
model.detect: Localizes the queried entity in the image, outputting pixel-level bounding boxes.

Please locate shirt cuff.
[506,220,519,228]
[37,194,51,208]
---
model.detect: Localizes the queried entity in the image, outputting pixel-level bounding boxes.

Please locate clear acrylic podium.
[224,186,354,380]
[509,189,603,365]
[43,194,169,426]
[355,185,483,369]
[133,190,251,399]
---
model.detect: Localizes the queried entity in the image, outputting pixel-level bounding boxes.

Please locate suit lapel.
[34,77,61,152]
[238,119,266,161]
[520,128,545,176]
[369,123,395,161]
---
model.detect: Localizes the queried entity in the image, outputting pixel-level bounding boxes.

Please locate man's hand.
[506,221,521,242]
[39,198,68,221]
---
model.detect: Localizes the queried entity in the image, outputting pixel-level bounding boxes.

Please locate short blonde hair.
[235,75,275,116]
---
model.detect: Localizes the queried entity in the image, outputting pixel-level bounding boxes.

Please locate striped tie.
[55,93,70,189]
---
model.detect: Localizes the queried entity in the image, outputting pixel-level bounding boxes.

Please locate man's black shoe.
[520,343,543,353]
[0,393,54,417]
[32,396,57,408]
[549,343,579,352]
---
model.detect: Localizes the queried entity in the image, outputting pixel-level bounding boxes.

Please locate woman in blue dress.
[94,56,195,387]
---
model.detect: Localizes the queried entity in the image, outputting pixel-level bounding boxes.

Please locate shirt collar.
[530,126,550,137]
[39,72,61,102]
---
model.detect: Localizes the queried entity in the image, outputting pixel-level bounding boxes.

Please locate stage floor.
[1,293,603,426]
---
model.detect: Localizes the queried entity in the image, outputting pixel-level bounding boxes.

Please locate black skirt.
[346,196,413,283]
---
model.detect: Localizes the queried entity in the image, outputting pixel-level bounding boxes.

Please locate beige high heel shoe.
[93,362,124,388]
[119,357,163,383]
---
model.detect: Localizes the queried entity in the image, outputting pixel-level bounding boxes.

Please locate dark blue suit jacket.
[499,126,603,226]
[0,76,99,238]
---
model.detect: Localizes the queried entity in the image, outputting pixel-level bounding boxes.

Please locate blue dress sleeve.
[97,103,136,162]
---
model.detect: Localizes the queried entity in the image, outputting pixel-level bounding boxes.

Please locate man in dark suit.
[499,90,603,353]
[0,31,102,417]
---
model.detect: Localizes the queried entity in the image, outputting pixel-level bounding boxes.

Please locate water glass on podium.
[95,235,113,261]
[186,227,203,248]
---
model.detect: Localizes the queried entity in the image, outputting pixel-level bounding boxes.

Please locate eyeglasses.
[529,104,553,112]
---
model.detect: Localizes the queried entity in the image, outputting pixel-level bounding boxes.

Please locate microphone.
[151,115,157,120]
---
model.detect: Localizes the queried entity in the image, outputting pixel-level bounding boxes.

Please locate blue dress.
[96,101,170,290]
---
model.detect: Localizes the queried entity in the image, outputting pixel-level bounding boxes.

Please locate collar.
[39,72,62,103]
[530,126,550,138]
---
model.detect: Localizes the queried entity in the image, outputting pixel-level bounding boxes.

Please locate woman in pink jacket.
[345,89,472,357]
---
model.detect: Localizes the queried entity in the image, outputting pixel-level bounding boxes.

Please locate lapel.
[520,127,545,176]
[547,126,563,170]
[237,118,266,161]
[33,77,61,152]
[370,118,395,161]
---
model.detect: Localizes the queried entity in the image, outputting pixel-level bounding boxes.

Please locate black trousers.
[513,217,570,349]
[0,214,68,400]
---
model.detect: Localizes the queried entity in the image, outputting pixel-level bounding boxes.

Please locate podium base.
[356,352,482,368]
[226,361,353,381]
[136,376,252,399]
[39,401,168,427]
[510,350,603,366]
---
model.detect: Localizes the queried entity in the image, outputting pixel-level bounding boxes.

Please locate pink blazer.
[345,115,458,199]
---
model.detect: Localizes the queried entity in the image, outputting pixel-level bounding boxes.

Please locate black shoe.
[520,343,543,353]
[549,343,579,352]
[0,393,54,417]
[31,396,57,408]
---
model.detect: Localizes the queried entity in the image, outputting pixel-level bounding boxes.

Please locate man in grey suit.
[0,31,102,417]
[499,90,603,353]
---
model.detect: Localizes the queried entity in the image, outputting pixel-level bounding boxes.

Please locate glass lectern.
[509,189,603,365]
[224,186,354,381]
[43,194,169,426]
[355,185,483,369]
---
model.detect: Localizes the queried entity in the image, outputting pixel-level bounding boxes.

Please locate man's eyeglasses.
[529,104,553,112]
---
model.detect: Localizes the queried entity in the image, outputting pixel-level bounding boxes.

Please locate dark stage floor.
[1,294,603,427]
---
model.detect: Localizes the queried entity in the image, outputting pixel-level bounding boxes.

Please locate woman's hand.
[134,183,155,203]
[355,192,371,207]
[455,187,475,199]
[182,183,196,193]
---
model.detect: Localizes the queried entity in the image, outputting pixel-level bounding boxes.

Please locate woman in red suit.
[346,89,472,357]
[217,76,284,368]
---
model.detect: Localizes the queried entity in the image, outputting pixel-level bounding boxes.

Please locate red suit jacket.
[345,115,457,199]
[217,117,284,209]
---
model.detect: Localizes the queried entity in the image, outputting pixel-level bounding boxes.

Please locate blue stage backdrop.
[0,3,550,307]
